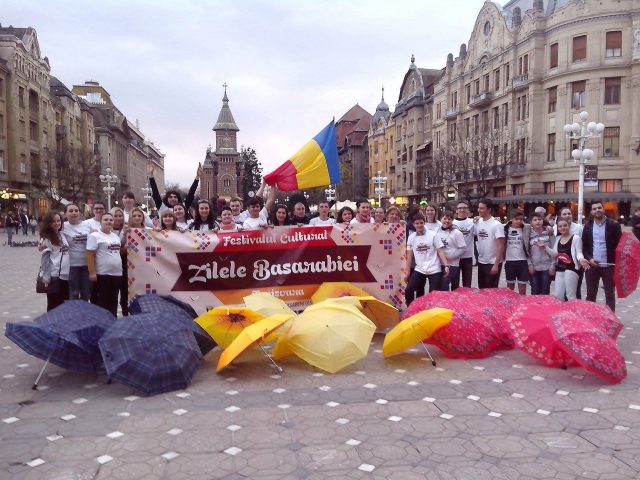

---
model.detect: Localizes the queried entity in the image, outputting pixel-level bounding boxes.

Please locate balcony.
[469,91,493,108]
[56,125,67,139]
[445,106,459,119]
[389,165,395,173]
[508,163,527,176]
[512,74,530,90]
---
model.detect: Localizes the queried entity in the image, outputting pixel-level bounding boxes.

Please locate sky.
[4,0,484,188]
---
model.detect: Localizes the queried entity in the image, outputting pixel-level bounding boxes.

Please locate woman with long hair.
[173,203,192,231]
[191,200,219,231]
[126,207,146,229]
[385,206,403,224]
[552,218,586,301]
[61,203,91,301]
[424,205,441,232]
[337,206,354,224]
[110,207,126,237]
[39,210,70,311]
[270,204,291,226]
[110,206,129,315]
[155,210,178,231]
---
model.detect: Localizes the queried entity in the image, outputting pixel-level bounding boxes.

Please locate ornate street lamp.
[324,184,336,202]
[563,111,605,224]
[372,170,387,207]
[141,181,153,211]
[99,166,118,210]
[303,191,310,201]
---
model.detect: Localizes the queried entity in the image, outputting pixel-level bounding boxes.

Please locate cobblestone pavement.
[0,238,639,480]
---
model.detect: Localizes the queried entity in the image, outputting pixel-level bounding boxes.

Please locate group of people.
[404,198,623,313]
[3,209,38,245]
[33,159,626,316]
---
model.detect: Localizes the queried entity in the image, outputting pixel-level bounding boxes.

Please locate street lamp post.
[141,181,153,212]
[325,184,336,213]
[563,111,605,225]
[303,191,309,201]
[372,170,387,207]
[99,166,118,210]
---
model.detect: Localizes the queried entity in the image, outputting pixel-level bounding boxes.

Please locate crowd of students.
[35,165,623,316]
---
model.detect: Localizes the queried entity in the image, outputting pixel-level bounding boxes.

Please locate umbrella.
[615,232,640,298]
[272,302,376,373]
[382,308,453,362]
[507,305,576,368]
[99,313,202,396]
[195,307,265,349]
[516,295,562,307]
[564,300,623,340]
[216,315,292,373]
[549,310,626,384]
[5,301,115,387]
[311,282,370,303]
[243,292,295,318]
[129,294,216,355]
[357,296,400,330]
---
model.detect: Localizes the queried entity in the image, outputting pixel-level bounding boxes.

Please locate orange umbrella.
[195,307,265,349]
[357,296,399,330]
[216,314,293,373]
[311,282,369,303]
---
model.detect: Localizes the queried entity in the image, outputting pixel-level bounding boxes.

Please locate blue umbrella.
[5,301,115,387]
[99,312,202,396]
[128,294,216,355]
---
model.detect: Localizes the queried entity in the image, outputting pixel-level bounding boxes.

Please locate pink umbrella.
[564,300,623,340]
[614,232,640,298]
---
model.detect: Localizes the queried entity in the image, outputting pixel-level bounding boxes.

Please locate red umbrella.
[507,305,577,368]
[614,232,640,298]
[564,300,623,340]
[550,310,627,384]
[516,295,562,307]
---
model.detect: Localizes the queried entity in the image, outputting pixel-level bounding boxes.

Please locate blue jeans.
[69,266,91,301]
[440,265,460,291]
[6,228,13,245]
[530,270,551,295]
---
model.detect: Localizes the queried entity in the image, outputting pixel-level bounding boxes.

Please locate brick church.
[200,85,243,200]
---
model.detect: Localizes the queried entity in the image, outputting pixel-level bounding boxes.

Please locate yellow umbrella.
[195,307,265,349]
[272,303,376,373]
[357,296,400,330]
[383,308,453,365]
[217,314,292,373]
[311,282,369,304]
[243,292,296,341]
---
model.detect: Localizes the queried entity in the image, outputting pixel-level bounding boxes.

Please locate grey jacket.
[528,227,555,271]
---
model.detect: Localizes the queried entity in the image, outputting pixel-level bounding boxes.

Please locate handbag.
[36,242,64,295]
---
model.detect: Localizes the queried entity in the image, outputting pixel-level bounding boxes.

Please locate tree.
[239,146,263,203]
[43,145,99,208]
[164,182,189,203]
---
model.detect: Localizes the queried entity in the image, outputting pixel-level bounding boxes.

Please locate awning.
[490,192,639,205]
[416,140,432,151]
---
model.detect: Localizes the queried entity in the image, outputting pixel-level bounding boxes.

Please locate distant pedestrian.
[20,210,29,235]
[39,210,70,311]
[29,215,37,235]
[4,211,17,246]
[474,198,505,289]
[580,202,622,312]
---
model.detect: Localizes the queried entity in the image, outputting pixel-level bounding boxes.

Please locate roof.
[337,104,370,123]
[49,76,75,100]
[213,88,239,132]
[335,105,372,148]
[0,26,29,40]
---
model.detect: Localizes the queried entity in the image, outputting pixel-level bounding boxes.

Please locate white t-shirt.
[553,222,583,237]
[309,217,336,226]
[233,210,250,224]
[62,221,91,267]
[435,227,466,267]
[349,217,375,224]
[424,220,442,233]
[83,218,101,233]
[505,226,527,262]
[474,217,505,264]
[176,219,193,231]
[86,230,122,276]
[407,230,444,275]
[243,216,268,230]
[218,223,239,232]
[453,217,475,259]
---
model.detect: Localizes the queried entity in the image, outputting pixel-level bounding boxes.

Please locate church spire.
[213,82,239,132]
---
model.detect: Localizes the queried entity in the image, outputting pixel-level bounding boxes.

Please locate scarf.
[355,213,371,224]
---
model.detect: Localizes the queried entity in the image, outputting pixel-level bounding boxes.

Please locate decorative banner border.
[128,224,407,313]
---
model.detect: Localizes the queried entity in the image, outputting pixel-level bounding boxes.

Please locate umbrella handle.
[420,342,437,367]
[32,356,51,390]
[259,345,283,374]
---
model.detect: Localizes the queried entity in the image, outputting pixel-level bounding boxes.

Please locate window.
[547,133,556,162]
[464,118,470,137]
[518,54,529,75]
[565,180,579,193]
[223,179,231,187]
[512,183,525,196]
[605,31,622,57]
[604,77,621,105]
[544,182,556,194]
[503,103,509,126]
[573,35,587,62]
[20,154,26,174]
[473,115,479,134]
[19,120,26,140]
[465,84,471,104]
[0,150,4,171]
[0,78,4,98]
[0,114,3,134]
[493,107,499,129]
[409,172,413,188]
[549,43,558,68]
[572,81,586,109]
[494,186,507,197]
[603,126,620,157]
[598,179,622,192]
[482,110,489,131]
[516,96,527,120]
[494,68,500,91]
[548,87,557,113]
[505,64,510,86]
[451,91,458,107]
[483,74,490,92]
[18,87,25,108]
[568,138,579,158]
[436,102,442,119]
[474,79,480,95]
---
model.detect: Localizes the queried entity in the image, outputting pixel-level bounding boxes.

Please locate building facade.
[367,88,395,205]
[336,104,372,201]
[201,87,242,201]
[428,0,640,219]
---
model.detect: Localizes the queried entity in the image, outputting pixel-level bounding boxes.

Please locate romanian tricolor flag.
[264,121,340,192]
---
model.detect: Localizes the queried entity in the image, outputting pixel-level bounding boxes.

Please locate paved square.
[0,242,639,479]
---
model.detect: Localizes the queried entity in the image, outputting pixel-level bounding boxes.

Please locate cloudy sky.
[5,0,484,187]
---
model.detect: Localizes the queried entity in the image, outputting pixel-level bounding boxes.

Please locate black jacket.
[581,217,622,265]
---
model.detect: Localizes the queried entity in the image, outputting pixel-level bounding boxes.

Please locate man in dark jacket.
[580,202,622,312]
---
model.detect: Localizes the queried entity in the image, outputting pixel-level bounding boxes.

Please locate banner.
[127,224,407,313]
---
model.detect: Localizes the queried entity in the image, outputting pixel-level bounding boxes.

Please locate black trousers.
[405,270,442,307]
[119,256,129,315]
[585,265,616,312]
[46,279,69,311]
[454,257,473,289]
[96,275,122,317]
[477,262,502,289]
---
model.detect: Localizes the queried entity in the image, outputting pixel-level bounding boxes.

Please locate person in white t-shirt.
[173,204,193,231]
[405,214,449,306]
[218,207,240,232]
[453,201,475,288]
[504,209,531,295]
[350,200,374,224]
[122,191,154,228]
[191,200,219,231]
[242,197,269,230]
[230,197,249,225]
[473,198,506,289]
[86,213,124,316]
[309,201,336,226]
[83,201,106,233]
[423,204,442,233]
[436,211,466,291]
[62,203,92,301]
[39,210,70,311]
